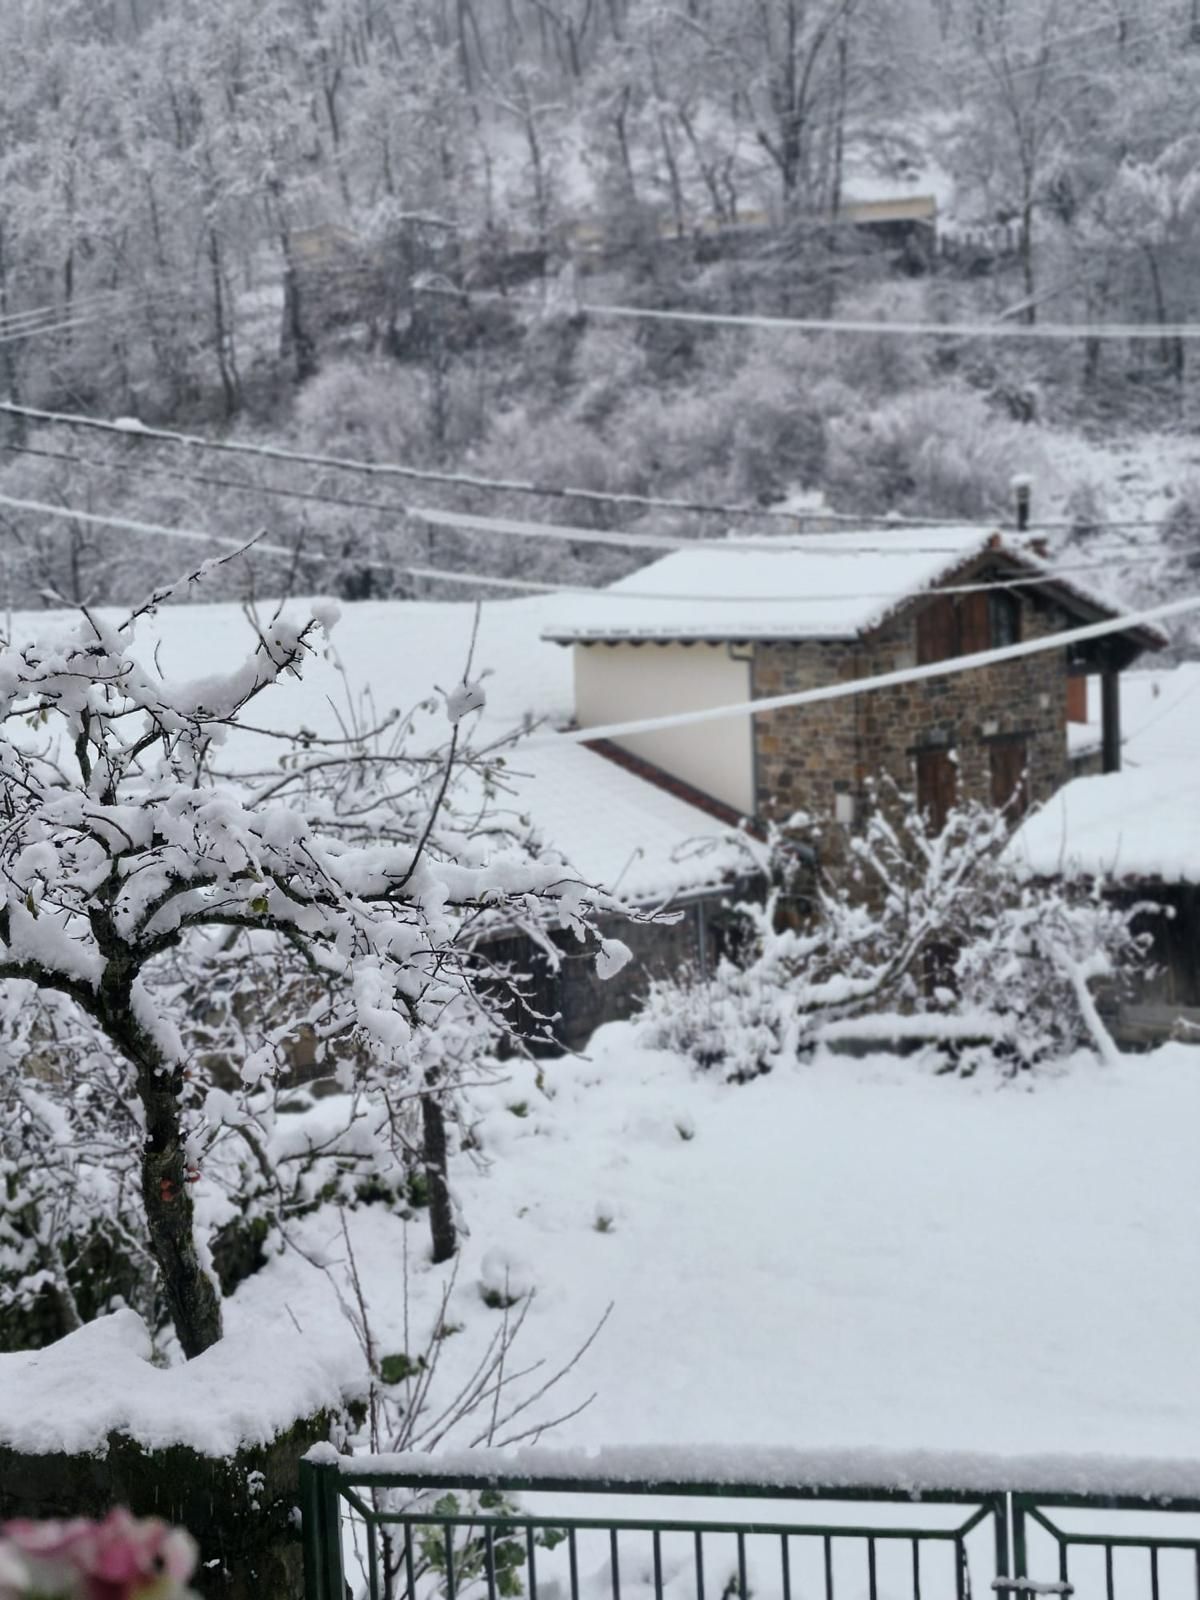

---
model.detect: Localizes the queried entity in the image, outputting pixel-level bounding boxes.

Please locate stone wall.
[0,1414,330,1600]
[486,888,747,1052]
[751,589,1071,833]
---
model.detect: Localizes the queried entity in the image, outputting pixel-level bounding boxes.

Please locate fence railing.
[299,1456,1200,1600]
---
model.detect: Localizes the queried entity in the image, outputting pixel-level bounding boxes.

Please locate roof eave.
[541,631,854,646]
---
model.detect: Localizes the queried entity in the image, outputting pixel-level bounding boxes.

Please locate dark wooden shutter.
[990,740,1029,817]
[917,597,959,664]
[916,748,958,834]
[958,592,991,655]
[1066,675,1088,724]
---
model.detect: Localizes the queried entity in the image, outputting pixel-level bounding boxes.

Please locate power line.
[536,595,1194,749]
[0,440,1162,586]
[411,502,1139,580]
[0,286,200,349]
[0,488,1157,611]
[0,399,949,528]
[0,399,1181,541]
[0,443,966,559]
[0,287,143,334]
[424,283,1200,344]
[0,441,1158,589]
[899,5,1172,83]
[0,314,115,348]
[953,18,1177,95]
[0,489,529,596]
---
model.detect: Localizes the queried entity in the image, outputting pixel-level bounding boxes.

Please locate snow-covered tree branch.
[0,567,619,1357]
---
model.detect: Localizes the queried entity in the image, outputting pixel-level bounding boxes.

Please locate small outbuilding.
[543,527,1165,833]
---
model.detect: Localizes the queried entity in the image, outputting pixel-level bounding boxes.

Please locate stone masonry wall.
[752,590,1071,832]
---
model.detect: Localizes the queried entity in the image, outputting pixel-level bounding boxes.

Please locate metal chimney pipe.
[1012,474,1032,532]
[1017,470,1036,534]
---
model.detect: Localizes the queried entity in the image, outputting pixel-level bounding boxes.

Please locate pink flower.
[0,1518,96,1599]
[0,1539,32,1600]
[0,1512,197,1600]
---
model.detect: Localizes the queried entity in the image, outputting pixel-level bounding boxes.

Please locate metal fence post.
[300,1456,346,1600]
[1011,1496,1029,1597]
[992,1493,1011,1594]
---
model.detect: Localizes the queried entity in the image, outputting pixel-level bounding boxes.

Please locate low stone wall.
[1110,882,1200,1042]
[0,1413,330,1600]
[486,887,748,1052]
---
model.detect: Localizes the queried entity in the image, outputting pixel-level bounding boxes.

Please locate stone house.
[542,526,1164,836]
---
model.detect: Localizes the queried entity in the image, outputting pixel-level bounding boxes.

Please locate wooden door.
[916,748,958,834]
[916,596,958,664]
[958,592,991,655]
[990,739,1029,817]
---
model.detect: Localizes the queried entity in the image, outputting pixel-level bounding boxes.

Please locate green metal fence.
[299,1458,1200,1600]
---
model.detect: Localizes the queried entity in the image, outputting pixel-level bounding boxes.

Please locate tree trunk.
[0,226,26,441]
[1019,195,1036,323]
[657,114,686,239]
[98,969,224,1360]
[207,227,241,418]
[421,1088,457,1263]
[139,1070,223,1359]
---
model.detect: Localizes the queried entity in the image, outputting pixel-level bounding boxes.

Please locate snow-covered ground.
[18,1034,1200,1470]
[1016,665,1200,883]
[233,1034,1200,1464]
[1045,430,1200,535]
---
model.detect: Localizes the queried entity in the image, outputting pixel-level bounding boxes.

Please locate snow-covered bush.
[642,792,1151,1078]
[0,997,160,1349]
[0,563,620,1357]
[825,386,1049,520]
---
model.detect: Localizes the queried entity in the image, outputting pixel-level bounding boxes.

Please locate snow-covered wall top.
[0,1311,360,1457]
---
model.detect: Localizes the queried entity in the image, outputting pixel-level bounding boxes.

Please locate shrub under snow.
[642,792,1152,1079]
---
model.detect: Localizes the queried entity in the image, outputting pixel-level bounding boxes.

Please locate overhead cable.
[536,597,1196,748]
[0,489,1152,610]
[425,283,1200,344]
[0,400,1179,539]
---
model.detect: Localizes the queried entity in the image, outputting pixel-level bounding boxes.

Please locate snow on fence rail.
[300,1448,1200,1600]
[304,1442,1200,1502]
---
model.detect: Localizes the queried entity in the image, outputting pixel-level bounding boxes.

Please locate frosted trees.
[953,0,1115,321]
[659,0,866,214]
[0,563,616,1356]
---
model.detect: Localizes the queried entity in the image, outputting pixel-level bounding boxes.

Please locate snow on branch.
[0,584,623,1359]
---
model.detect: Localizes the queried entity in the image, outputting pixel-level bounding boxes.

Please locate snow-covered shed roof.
[1012,666,1200,886]
[5,596,741,907]
[540,526,1163,647]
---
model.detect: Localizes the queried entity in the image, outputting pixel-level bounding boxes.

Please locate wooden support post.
[1101,668,1122,774]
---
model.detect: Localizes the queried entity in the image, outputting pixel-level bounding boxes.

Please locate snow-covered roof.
[541,526,1153,646]
[542,527,997,643]
[1012,666,1200,885]
[5,595,741,906]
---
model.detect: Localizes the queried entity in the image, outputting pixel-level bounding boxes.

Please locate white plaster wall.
[574,642,755,815]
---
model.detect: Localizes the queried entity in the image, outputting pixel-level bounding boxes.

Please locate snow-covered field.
[241,1034,1200,1464]
[7,1031,1175,1472]
[6,596,1200,1483]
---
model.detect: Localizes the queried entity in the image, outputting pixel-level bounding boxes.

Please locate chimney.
[1011,473,1033,533]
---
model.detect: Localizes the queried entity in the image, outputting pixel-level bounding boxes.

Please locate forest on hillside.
[1,0,1199,644]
